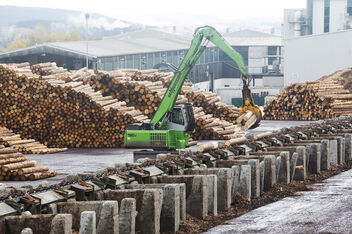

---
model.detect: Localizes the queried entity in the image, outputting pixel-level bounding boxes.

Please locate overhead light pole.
[85,12,90,69]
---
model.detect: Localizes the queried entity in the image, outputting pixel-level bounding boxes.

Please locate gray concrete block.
[231,165,240,204]
[321,140,330,170]
[5,214,60,234]
[345,134,352,162]
[50,214,72,234]
[57,201,118,234]
[336,137,345,164]
[329,139,338,167]
[290,153,298,182]
[308,144,321,174]
[264,155,276,191]
[97,201,118,234]
[156,175,208,219]
[79,211,96,234]
[179,184,186,222]
[103,189,162,234]
[345,134,352,161]
[275,156,281,182]
[207,175,218,216]
[294,146,307,181]
[161,184,180,232]
[184,168,231,212]
[248,159,260,197]
[119,198,136,234]
[259,161,265,195]
[124,183,181,232]
[239,165,251,200]
[278,152,290,184]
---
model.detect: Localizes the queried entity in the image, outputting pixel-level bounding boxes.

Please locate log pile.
[0,65,135,148]
[0,127,67,154]
[236,110,258,130]
[264,68,352,120]
[0,144,57,181]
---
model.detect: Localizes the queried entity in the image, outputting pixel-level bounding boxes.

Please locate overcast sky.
[1,0,306,27]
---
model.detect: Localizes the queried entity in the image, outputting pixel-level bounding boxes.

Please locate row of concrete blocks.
[4,134,352,234]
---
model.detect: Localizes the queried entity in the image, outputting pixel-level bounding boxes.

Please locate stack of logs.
[0,144,57,181]
[0,127,67,154]
[0,65,135,148]
[264,68,352,120]
[236,110,258,130]
[131,70,241,124]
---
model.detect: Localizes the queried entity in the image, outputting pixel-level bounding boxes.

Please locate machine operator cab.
[165,103,195,133]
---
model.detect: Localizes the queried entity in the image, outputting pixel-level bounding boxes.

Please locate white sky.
[0,0,307,26]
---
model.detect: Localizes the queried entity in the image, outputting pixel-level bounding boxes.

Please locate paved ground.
[206,169,352,233]
[5,120,313,188]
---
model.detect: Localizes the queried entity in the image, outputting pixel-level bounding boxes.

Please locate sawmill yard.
[0,60,352,233]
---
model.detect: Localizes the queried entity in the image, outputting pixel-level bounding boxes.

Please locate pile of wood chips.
[264,68,352,120]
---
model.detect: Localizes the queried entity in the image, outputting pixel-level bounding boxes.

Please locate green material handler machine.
[124,25,261,150]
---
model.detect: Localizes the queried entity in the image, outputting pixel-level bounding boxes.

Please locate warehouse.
[0,29,282,86]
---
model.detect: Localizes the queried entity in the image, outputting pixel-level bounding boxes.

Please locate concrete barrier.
[79,211,96,234]
[5,214,72,234]
[119,198,136,234]
[231,165,240,203]
[329,140,338,166]
[308,144,321,174]
[336,137,345,164]
[155,175,208,219]
[184,168,231,211]
[125,184,182,232]
[102,189,162,234]
[320,140,330,170]
[56,200,118,234]
[345,134,352,162]
[248,159,260,197]
[278,152,290,184]
[294,146,307,181]
[239,165,251,200]
[264,155,276,191]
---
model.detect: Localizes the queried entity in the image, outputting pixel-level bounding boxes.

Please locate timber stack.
[264,68,352,120]
[0,143,57,181]
[0,127,67,154]
[0,65,135,148]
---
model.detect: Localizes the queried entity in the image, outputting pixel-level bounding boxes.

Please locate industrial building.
[284,0,352,86]
[284,0,352,39]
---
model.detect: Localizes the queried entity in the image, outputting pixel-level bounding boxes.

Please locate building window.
[348,0,352,16]
[324,0,330,33]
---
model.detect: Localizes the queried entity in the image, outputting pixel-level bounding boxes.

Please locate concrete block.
[259,161,265,195]
[79,211,96,234]
[50,214,72,234]
[264,155,276,191]
[321,140,330,170]
[207,175,218,216]
[231,165,240,204]
[103,189,162,234]
[294,146,306,181]
[21,228,33,234]
[329,139,338,167]
[119,198,136,234]
[275,156,281,182]
[278,152,290,184]
[248,159,260,197]
[336,137,344,164]
[57,201,118,234]
[97,201,118,234]
[5,214,63,234]
[290,153,298,182]
[184,168,231,211]
[156,175,208,219]
[345,134,352,161]
[125,184,182,232]
[239,165,251,200]
[308,144,321,174]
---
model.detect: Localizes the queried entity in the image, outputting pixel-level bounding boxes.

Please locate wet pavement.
[5,120,313,188]
[206,169,352,233]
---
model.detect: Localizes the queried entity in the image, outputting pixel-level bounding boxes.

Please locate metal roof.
[0,29,282,59]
